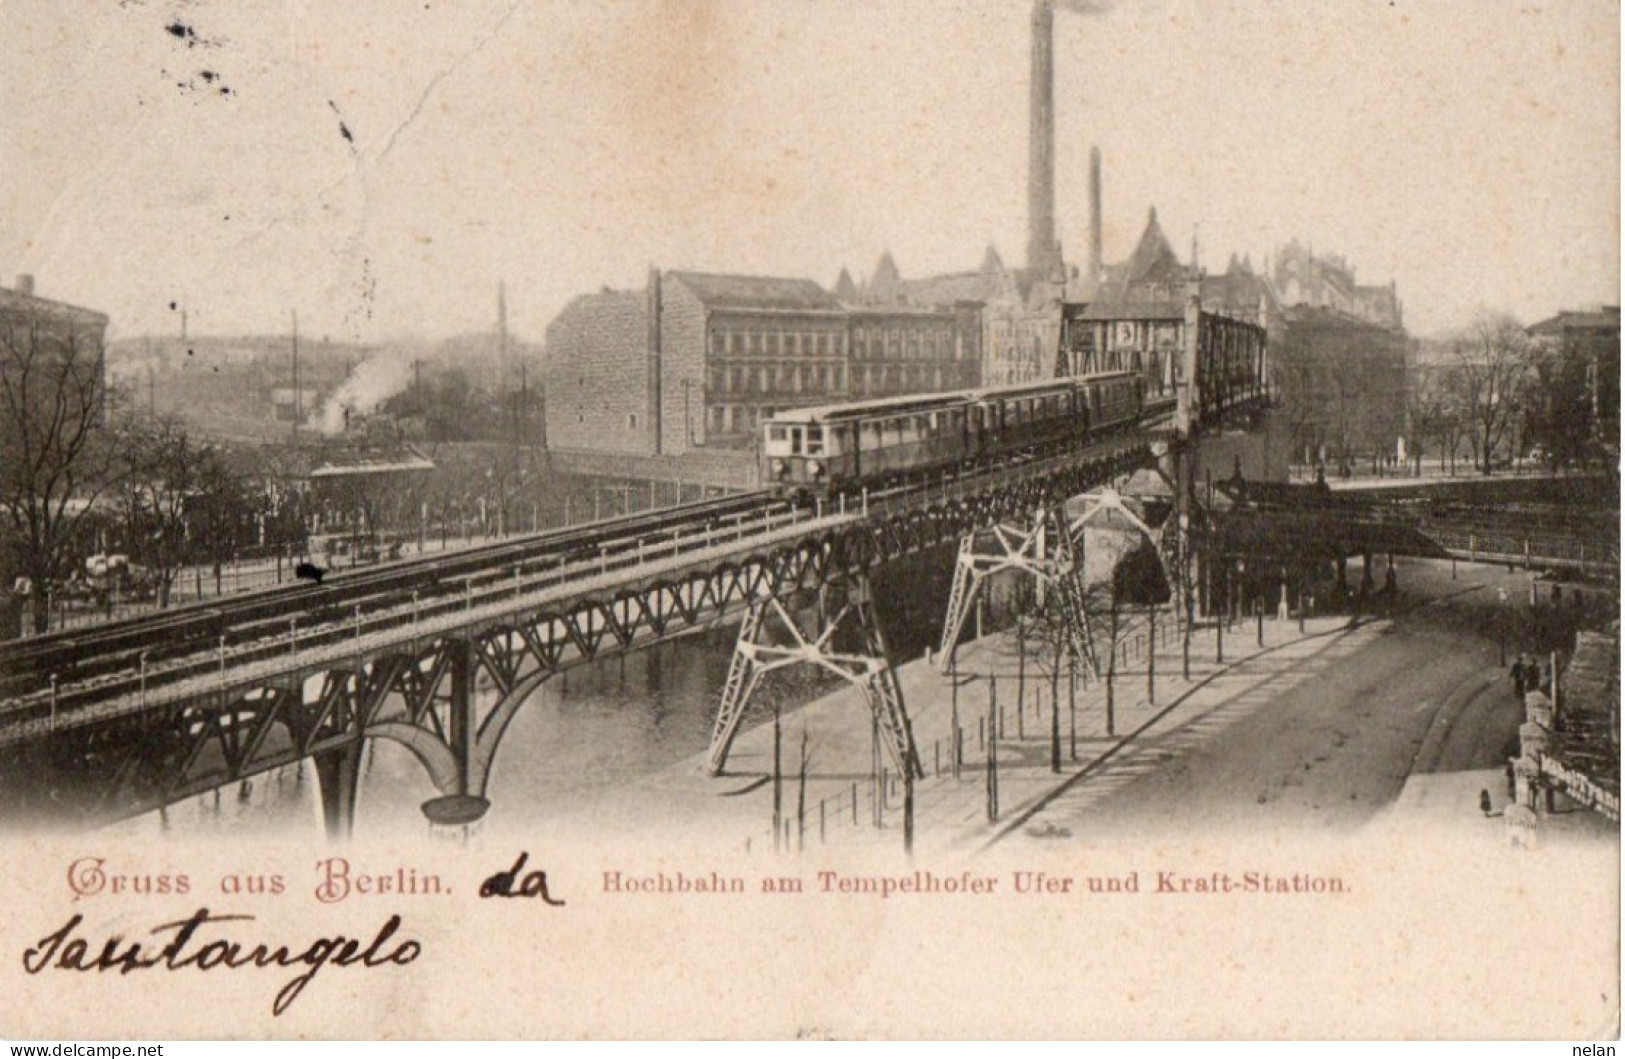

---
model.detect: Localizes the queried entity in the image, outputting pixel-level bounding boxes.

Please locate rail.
[0,504,842,741]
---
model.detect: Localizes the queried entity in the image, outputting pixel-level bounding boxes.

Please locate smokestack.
[1087,146,1102,296]
[1026,0,1056,277]
[14,274,34,297]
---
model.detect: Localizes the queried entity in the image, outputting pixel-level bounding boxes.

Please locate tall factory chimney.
[1026,0,1056,277]
[1087,146,1103,296]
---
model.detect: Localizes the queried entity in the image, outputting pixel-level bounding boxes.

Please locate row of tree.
[1274,309,1615,477]
[1409,311,1612,475]
[1,310,273,632]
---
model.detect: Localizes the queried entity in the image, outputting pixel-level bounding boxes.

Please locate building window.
[629,414,638,430]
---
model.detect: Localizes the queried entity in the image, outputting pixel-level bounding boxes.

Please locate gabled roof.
[1115,207,1187,297]
[666,271,839,312]
[305,443,435,479]
[832,267,859,302]
[866,251,904,303]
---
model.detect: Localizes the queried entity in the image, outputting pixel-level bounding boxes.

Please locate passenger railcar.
[762,390,974,493]
[760,371,1144,497]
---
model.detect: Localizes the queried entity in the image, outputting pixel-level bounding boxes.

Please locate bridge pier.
[708,574,922,850]
[937,503,1097,677]
[314,740,363,841]
[417,637,498,829]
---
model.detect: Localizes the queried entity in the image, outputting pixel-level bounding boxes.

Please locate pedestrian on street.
[1511,657,1526,698]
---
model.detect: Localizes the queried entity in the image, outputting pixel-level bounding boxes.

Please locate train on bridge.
[761,371,1147,498]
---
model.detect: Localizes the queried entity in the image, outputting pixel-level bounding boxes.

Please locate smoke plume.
[321,351,414,434]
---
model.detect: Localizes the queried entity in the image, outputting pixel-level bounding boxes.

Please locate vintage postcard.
[0,0,1618,1041]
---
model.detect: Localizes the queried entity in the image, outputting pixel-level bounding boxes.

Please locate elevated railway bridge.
[6,299,1494,846]
[1207,479,1619,605]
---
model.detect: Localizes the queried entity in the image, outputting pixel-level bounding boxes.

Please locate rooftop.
[666,271,840,313]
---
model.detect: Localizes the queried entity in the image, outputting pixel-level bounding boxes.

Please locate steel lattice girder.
[34,437,1160,826]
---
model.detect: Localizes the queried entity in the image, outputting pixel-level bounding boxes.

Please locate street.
[1011,558,1551,841]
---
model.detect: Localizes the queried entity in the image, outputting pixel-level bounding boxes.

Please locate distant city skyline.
[2,0,1617,343]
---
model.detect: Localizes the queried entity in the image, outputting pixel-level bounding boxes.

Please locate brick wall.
[658,278,708,456]
[543,290,653,456]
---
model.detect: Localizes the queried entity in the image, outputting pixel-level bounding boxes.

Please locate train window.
[769,425,787,443]
[806,426,825,455]
[790,427,803,455]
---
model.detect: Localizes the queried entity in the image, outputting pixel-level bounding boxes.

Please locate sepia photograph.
[0,0,1618,1041]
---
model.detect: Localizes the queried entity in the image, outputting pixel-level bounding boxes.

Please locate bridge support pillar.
[708,576,921,848]
[448,637,478,796]
[937,504,1097,677]
[419,636,495,830]
[314,740,362,841]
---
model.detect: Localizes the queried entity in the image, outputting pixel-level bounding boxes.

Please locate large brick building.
[850,246,1066,388]
[1270,240,1403,330]
[1527,306,1620,461]
[1269,305,1409,472]
[545,269,981,456]
[0,274,109,389]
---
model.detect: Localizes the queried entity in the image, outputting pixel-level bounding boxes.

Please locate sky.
[1,0,1618,344]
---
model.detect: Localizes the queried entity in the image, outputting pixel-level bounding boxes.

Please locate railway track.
[0,491,777,704]
[0,417,1158,741]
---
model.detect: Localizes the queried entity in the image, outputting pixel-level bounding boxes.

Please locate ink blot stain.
[328,101,356,148]
[165,21,196,43]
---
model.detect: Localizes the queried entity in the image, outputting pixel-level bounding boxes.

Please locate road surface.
[1014,558,1530,840]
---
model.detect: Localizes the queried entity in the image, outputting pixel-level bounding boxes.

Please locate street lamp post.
[1497,586,1509,666]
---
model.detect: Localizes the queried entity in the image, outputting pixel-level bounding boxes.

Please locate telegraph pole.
[291,310,300,444]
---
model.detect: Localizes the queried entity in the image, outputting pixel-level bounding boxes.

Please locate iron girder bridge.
[1,304,1271,840]
[0,437,1152,836]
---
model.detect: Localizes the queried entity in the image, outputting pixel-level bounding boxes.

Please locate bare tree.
[0,304,118,633]
[1270,336,1329,470]
[117,414,232,607]
[1448,313,1532,474]
[1407,363,1464,474]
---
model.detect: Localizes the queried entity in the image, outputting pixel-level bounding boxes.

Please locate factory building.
[544,270,981,458]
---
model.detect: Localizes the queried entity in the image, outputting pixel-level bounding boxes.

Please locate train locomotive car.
[761,371,1144,498]
[762,390,974,495]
